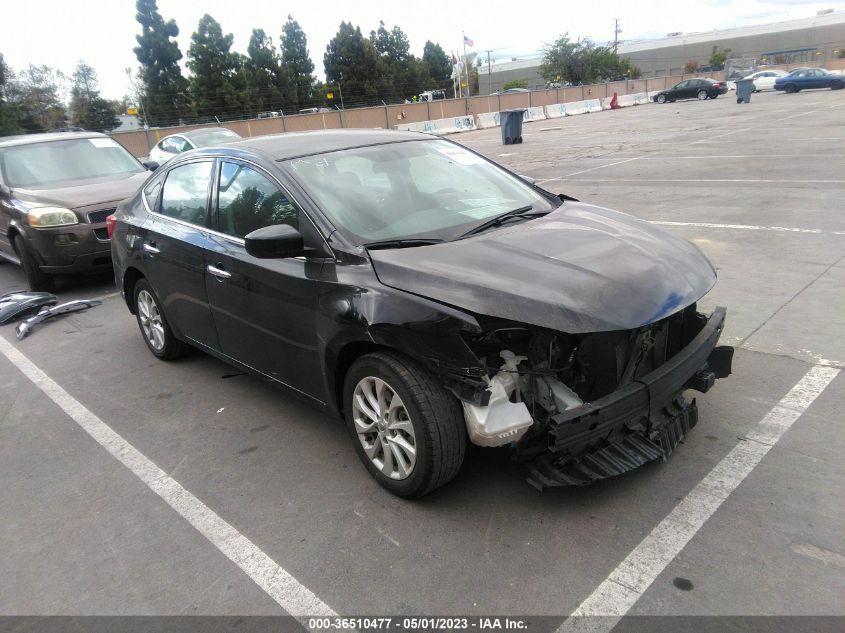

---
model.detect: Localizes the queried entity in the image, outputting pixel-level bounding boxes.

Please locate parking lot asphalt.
[1,88,843,623]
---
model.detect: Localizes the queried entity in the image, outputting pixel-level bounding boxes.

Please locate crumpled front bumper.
[527,307,733,489]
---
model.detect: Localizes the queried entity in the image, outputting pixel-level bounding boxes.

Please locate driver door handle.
[143,242,160,254]
[206,264,231,280]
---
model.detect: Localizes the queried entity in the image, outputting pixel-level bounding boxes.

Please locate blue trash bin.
[500,109,526,145]
[735,78,754,104]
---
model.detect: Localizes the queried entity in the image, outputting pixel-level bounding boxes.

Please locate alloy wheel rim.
[698,91,707,99]
[352,376,416,480]
[137,289,165,351]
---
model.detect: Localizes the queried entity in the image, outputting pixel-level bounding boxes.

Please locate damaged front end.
[456,303,733,489]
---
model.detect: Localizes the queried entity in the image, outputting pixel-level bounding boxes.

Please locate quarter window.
[143,172,164,209]
[217,161,298,239]
[159,161,212,226]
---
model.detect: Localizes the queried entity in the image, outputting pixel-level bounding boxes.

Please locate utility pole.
[338,72,345,110]
[613,19,622,53]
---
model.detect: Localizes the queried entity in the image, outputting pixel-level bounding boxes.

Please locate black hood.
[368,202,717,333]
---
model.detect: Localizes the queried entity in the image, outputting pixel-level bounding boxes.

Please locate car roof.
[220,128,435,161]
[0,130,108,149]
[180,127,241,140]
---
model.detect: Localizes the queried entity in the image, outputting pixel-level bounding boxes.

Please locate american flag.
[463,35,474,47]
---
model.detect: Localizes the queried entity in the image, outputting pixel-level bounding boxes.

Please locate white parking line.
[0,335,337,621]
[558,365,840,633]
[537,157,641,184]
[652,221,845,237]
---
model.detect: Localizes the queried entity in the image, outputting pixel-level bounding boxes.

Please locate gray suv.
[0,131,151,290]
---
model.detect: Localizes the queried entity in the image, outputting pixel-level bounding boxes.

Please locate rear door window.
[159,161,213,226]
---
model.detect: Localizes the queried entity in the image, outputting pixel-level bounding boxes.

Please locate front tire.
[133,279,188,360]
[656,94,666,104]
[343,351,466,498]
[12,234,54,292]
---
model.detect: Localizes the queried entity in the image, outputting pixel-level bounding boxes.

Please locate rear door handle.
[143,242,160,254]
[206,264,231,280]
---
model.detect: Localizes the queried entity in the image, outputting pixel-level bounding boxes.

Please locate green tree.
[422,41,452,90]
[133,0,192,125]
[188,14,243,119]
[69,61,119,132]
[502,78,528,90]
[243,29,288,114]
[709,46,732,70]
[370,22,421,102]
[12,65,67,132]
[0,52,23,135]
[324,22,381,107]
[280,15,315,111]
[540,34,640,84]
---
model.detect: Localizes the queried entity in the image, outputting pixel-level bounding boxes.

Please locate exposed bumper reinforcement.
[526,307,731,489]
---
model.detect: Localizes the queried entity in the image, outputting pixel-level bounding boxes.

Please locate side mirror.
[518,174,536,186]
[0,183,10,197]
[142,160,160,172]
[244,224,304,259]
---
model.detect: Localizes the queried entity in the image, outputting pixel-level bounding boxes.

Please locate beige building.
[477,10,845,93]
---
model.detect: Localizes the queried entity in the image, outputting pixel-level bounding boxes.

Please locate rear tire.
[343,351,466,498]
[832,80,843,90]
[12,234,54,292]
[697,90,708,100]
[133,279,189,360]
[784,84,797,94]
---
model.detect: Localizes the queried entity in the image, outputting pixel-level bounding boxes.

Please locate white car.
[148,127,242,165]
[742,70,788,92]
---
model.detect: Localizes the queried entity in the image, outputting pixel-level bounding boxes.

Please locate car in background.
[653,78,728,103]
[148,127,242,165]
[0,131,152,290]
[490,88,531,95]
[742,69,788,91]
[775,68,844,93]
[111,129,732,497]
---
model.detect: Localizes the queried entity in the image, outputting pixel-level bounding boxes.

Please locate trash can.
[735,78,754,104]
[500,109,526,145]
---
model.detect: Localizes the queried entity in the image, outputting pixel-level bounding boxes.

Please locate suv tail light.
[106,214,117,239]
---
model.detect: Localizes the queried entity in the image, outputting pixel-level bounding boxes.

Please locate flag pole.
[463,32,471,97]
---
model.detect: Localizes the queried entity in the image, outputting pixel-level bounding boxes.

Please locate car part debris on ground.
[15,299,102,340]
[0,291,58,325]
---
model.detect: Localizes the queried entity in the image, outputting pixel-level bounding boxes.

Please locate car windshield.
[285,139,555,243]
[0,137,144,188]
[187,129,241,146]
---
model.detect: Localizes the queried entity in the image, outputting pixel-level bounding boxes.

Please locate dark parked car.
[653,78,728,103]
[774,68,844,93]
[111,129,733,497]
[0,131,152,290]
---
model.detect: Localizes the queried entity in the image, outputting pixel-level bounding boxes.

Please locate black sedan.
[653,78,728,103]
[111,130,732,497]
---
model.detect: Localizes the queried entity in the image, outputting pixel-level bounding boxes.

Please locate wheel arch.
[122,266,145,314]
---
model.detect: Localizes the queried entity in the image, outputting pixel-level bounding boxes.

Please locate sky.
[1,0,843,99]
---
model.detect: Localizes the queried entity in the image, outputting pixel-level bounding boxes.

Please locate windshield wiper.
[457,205,549,238]
[364,238,444,250]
